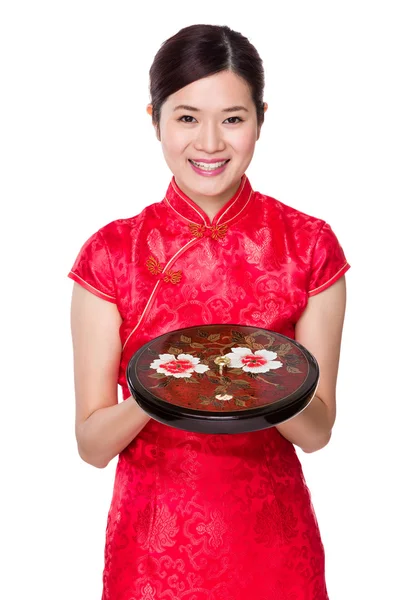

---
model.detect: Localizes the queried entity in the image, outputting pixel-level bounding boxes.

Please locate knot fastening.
[146,255,162,275]
[162,270,182,284]
[189,223,205,238]
[189,223,228,240]
[146,256,182,285]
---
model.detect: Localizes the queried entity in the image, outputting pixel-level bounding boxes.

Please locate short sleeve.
[68,230,117,303]
[308,221,350,297]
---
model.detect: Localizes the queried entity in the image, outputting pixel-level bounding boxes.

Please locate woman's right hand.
[70,283,150,468]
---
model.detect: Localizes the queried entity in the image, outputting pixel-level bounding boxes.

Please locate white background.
[1,1,412,598]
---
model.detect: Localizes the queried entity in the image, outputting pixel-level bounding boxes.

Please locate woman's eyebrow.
[173,104,249,113]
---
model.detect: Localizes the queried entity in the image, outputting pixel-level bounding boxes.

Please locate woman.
[69,24,350,600]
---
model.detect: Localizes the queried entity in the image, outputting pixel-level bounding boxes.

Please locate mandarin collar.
[163,174,254,228]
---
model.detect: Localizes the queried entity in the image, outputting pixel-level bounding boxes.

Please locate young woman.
[69,24,350,600]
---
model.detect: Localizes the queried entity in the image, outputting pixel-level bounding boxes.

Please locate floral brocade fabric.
[68,175,350,599]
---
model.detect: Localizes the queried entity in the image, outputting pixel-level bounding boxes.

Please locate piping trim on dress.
[122,238,199,351]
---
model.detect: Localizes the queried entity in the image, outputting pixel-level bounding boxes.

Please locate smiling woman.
[146,25,266,219]
[148,70,262,218]
[68,23,350,600]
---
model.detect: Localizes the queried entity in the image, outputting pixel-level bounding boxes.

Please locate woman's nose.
[194,122,225,153]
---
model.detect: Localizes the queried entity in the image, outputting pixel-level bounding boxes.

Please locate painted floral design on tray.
[150,353,209,378]
[139,327,308,412]
[223,347,282,373]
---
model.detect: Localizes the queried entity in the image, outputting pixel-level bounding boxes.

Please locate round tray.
[127,324,319,434]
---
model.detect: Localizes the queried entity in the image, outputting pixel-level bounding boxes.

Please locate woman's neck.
[174,178,242,223]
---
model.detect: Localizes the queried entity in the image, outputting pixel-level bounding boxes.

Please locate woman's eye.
[224,117,243,124]
[178,115,197,123]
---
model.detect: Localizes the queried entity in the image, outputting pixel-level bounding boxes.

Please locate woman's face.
[148,70,267,216]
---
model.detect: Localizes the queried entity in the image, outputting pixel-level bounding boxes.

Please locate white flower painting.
[223,347,283,374]
[150,353,210,378]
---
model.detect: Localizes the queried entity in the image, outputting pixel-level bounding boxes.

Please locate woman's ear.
[257,102,268,141]
[147,104,161,141]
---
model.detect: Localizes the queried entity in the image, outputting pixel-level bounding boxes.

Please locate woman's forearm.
[275,395,333,453]
[77,391,331,467]
[77,396,151,468]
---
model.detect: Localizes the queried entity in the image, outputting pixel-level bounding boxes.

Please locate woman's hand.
[275,276,347,452]
[70,283,150,468]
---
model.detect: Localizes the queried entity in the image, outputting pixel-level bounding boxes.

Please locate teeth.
[190,160,228,171]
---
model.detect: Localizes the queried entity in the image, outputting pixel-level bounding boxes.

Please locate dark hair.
[149,24,265,134]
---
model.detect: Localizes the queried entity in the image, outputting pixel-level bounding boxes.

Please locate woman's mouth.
[188,159,230,176]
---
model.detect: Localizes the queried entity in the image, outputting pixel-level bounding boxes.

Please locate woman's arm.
[70,283,150,468]
[275,276,347,453]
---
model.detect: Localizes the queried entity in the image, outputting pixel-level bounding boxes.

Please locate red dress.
[69,175,350,600]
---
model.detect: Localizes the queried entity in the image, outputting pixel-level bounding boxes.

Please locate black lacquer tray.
[127,324,319,434]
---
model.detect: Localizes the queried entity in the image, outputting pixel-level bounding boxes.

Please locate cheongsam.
[68,174,350,600]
